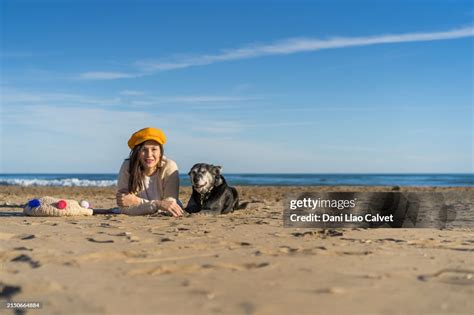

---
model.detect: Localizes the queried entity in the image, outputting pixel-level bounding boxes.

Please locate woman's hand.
[116,192,142,208]
[154,199,184,217]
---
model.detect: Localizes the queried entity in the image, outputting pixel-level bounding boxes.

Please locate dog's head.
[188,163,223,194]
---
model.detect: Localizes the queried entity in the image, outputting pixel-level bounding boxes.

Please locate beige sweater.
[117,156,180,215]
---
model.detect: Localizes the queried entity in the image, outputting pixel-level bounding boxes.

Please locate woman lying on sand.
[115,127,184,217]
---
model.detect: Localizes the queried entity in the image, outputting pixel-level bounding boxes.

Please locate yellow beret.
[127,127,167,149]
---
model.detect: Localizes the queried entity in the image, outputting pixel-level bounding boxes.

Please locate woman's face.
[139,140,162,171]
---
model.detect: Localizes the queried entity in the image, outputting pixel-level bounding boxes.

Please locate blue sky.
[1,0,473,173]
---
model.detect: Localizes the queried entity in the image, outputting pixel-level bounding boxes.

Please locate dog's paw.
[198,210,219,216]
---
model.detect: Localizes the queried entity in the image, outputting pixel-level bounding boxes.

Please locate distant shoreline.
[0,173,472,187]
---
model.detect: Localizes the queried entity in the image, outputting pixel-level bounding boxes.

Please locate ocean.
[0,173,472,187]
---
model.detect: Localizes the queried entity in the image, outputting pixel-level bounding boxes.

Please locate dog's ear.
[213,165,222,175]
[213,165,223,186]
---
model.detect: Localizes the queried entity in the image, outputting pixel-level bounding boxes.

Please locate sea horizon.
[1,173,472,187]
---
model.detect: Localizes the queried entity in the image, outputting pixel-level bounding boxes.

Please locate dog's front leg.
[184,197,201,213]
[220,198,234,214]
[199,209,219,216]
[200,202,225,215]
[219,190,236,214]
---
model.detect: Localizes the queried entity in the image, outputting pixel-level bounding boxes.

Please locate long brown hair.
[128,142,164,194]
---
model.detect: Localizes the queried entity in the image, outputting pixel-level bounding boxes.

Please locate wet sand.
[0,186,473,315]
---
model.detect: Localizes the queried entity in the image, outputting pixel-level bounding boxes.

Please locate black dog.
[185,163,247,214]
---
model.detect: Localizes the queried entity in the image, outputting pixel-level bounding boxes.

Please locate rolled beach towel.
[24,196,93,216]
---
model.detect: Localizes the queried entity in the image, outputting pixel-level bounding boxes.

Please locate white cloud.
[148,95,259,103]
[78,71,141,80]
[138,26,473,71]
[128,95,261,109]
[78,26,474,79]
[1,88,122,106]
[1,87,258,111]
[119,89,145,96]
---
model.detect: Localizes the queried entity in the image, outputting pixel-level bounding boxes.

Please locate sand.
[0,185,473,315]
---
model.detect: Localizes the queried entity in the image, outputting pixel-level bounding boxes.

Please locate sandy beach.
[0,185,473,315]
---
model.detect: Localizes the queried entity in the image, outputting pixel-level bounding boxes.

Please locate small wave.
[0,178,118,187]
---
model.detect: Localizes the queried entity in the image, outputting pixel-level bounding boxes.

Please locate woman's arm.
[162,160,180,202]
[154,159,183,216]
[119,199,182,216]
[119,200,158,216]
[116,160,153,214]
